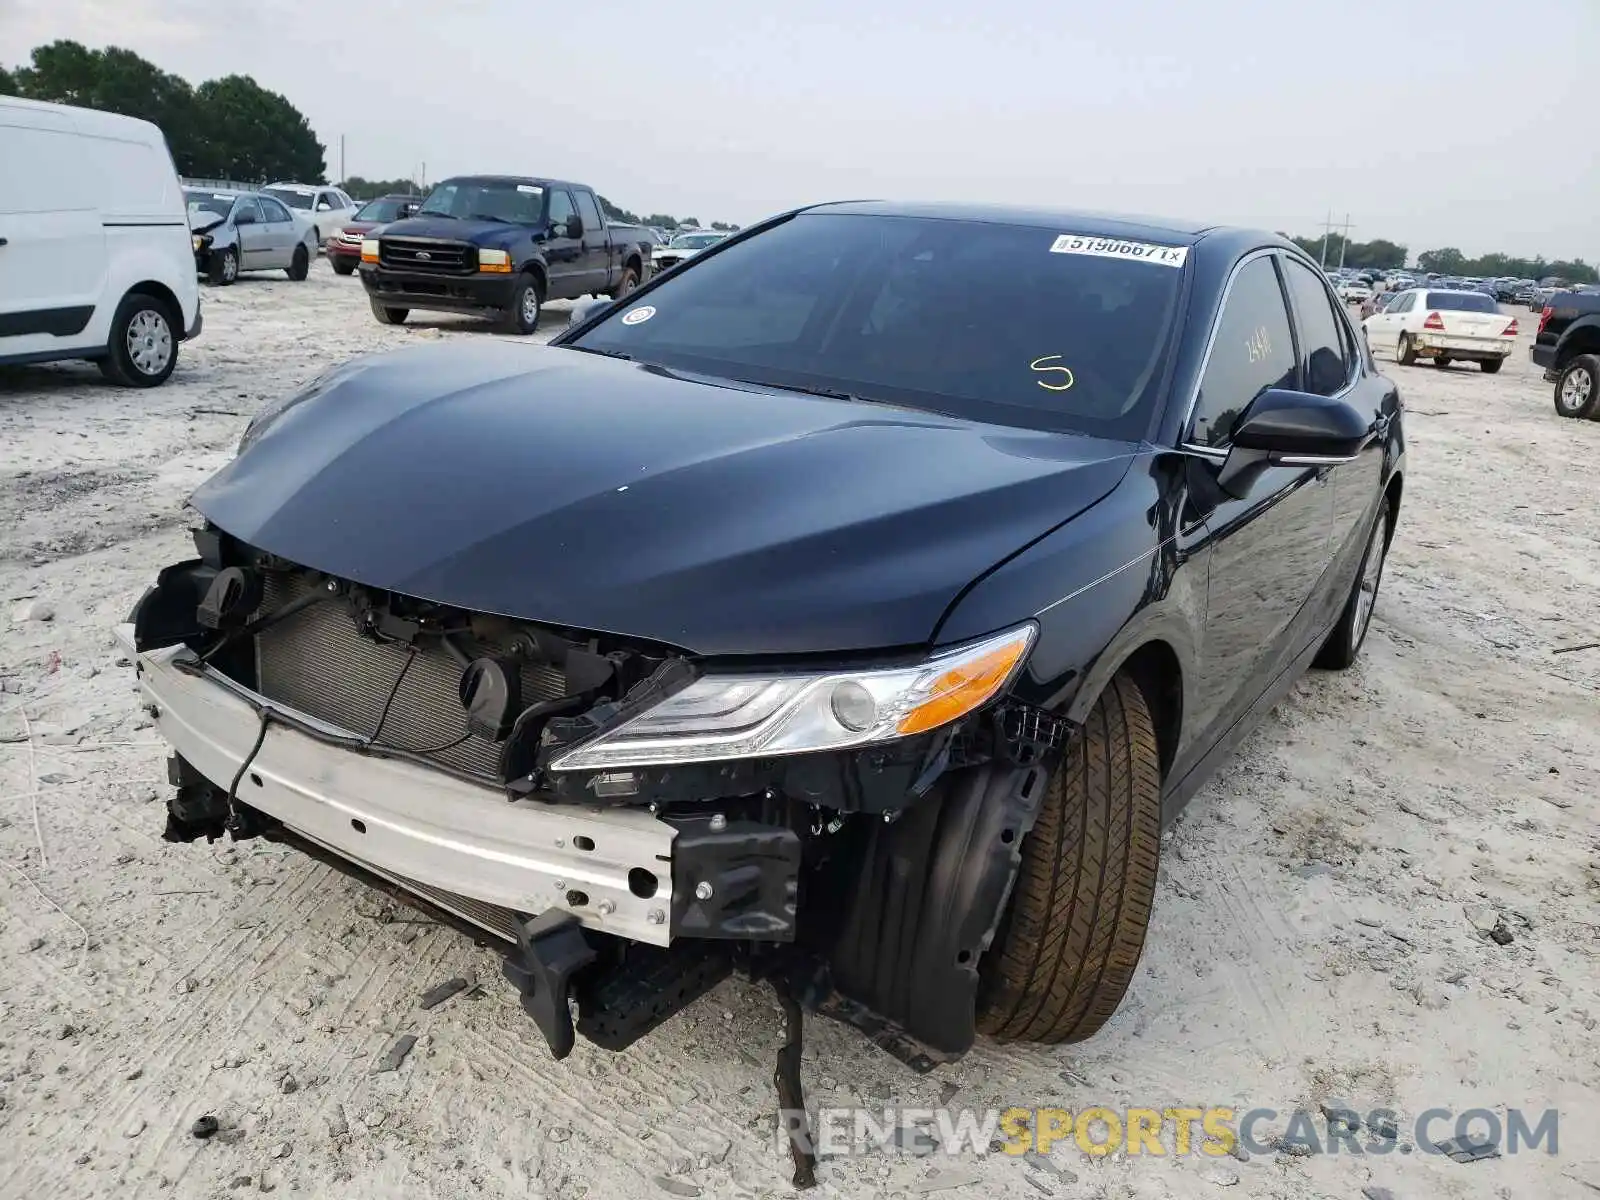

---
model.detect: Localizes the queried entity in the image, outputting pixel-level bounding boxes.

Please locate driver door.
[543,189,584,299]
[232,198,270,269]
[257,196,297,267]
[1181,252,1336,749]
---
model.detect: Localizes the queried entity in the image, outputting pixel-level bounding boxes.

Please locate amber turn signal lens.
[897,636,1031,735]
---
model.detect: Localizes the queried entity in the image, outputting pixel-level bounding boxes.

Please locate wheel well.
[625,253,641,276]
[524,263,547,296]
[126,281,182,327]
[1118,641,1181,780]
[1383,472,1403,539]
[1556,325,1600,367]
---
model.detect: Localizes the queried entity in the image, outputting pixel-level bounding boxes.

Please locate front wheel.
[1396,333,1417,365]
[1315,496,1391,670]
[369,298,408,325]
[286,245,310,281]
[500,275,543,334]
[1554,354,1600,419]
[975,674,1161,1044]
[1479,357,1503,375]
[208,247,238,286]
[98,292,178,388]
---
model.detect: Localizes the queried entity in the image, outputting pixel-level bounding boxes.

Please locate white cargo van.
[0,96,201,387]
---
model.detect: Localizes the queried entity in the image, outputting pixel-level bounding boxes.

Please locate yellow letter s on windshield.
[1030,355,1075,392]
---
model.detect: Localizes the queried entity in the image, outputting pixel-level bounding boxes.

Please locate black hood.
[375,214,526,249]
[192,344,1136,656]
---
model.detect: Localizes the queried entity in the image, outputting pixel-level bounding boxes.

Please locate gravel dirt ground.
[1,265,1597,1200]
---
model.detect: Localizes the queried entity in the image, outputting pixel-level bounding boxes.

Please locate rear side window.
[1189,256,1295,448]
[1283,260,1351,396]
[1425,291,1496,313]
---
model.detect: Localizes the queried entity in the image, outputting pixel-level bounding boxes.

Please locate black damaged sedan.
[128,203,1404,1083]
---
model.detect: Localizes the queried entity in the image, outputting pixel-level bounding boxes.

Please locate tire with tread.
[97,291,178,388]
[208,247,238,286]
[286,244,310,281]
[369,298,408,325]
[331,259,355,276]
[1396,333,1417,365]
[1553,354,1600,419]
[1315,496,1391,670]
[1479,357,1502,374]
[976,674,1160,1044]
[608,264,639,300]
[1432,356,1451,369]
[500,273,543,334]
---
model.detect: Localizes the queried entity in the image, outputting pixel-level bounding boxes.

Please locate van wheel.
[369,299,408,326]
[209,248,238,286]
[98,292,178,388]
[975,674,1161,1043]
[286,245,310,281]
[500,275,543,334]
[1554,354,1600,419]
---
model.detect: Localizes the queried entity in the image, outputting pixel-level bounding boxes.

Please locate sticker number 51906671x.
[1049,234,1189,268]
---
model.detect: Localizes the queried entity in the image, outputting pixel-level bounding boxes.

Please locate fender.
[1555,313,1600,360]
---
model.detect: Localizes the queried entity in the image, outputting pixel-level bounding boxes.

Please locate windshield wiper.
[736,378,870,404]
[466,213,511,224]
[416,210,455,220]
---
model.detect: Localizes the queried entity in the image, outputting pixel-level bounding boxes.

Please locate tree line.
[2,41,326,183]
[1282,231,1597,283]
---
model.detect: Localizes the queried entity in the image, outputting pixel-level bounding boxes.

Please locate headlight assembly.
[547,623,1036,772]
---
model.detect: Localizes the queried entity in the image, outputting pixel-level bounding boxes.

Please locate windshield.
[418,178,544,223]
[263,187,313,211]
[1425,291,1497,313]
[670,232,724,249]
[569,212,1185,439]
[185,190,237,223]
[354,197,412,223]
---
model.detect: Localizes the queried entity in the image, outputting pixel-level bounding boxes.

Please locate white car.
[0,95,202,387]
[1362,288,1516,373]
[1336,278,1373,303]
[652,230,728,271]
[261,183,360,248]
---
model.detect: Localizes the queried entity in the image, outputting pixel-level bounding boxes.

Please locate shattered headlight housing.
[547,623,1035,772]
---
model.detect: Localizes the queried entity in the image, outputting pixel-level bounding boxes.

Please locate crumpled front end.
[128,525,1069,1074]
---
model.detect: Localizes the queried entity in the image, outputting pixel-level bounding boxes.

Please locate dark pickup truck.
[1532,286,1600,418]
[360,175,648,333]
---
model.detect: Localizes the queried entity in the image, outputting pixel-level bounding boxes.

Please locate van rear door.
[0,102,108,359]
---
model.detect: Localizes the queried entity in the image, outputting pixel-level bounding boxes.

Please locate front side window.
[258,197,292,223]
[1189,256,1295,448]
[568,212,1186,439]
[574,190,603,231]
[185,190,235,224]
[1283,259,1351,397]
[547,189,577,229]
[232,197,264,224]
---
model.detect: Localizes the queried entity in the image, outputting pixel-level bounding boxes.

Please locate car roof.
[803,199,1240,245]
[433,174,585,191]
[265,183,322,193]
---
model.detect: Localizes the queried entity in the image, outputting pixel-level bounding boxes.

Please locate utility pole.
[338,134,345,184]
[1318,210,1336,268]
[1336,214,1354,270]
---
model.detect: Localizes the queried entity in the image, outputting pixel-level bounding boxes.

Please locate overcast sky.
[3,0,1593,262]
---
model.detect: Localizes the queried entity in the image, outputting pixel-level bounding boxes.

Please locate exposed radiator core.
[252,573,567,781]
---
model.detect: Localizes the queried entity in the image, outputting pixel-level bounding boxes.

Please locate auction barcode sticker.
[1049,234,1188,268]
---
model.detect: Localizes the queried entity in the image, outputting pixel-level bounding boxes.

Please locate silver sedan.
[185,190,320,285]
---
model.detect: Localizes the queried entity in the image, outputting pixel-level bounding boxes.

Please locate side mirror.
[401,204,417,217]
[1216,388,1371,498]
[568,296,610,327]
[561,216,583,238]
